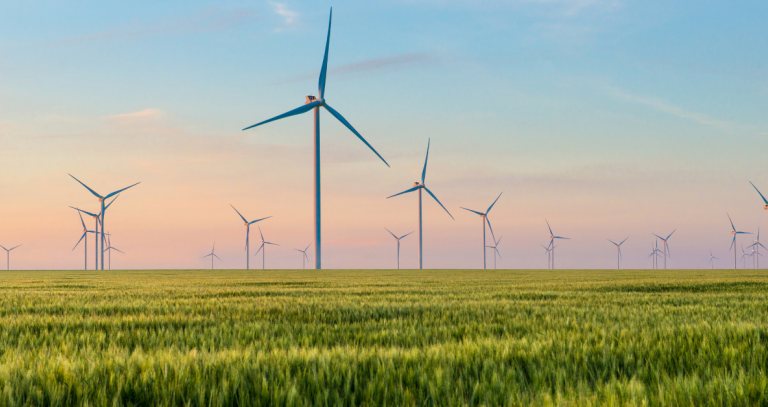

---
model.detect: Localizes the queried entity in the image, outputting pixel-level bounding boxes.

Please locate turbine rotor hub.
[414,182,420,187]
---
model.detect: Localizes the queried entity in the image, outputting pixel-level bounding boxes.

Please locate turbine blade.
[652,233,664,240]
[400,231,414,239]
[730,235,736,252]
[255,243,264,255]
[760,243,768,250]
[105,194,120,211]
[249,215,273,225]
[495,247,501,259]
[259,226,264,242]
[496,236,502,246]
[486,216,496,242]
[9,244,21,251]
[305,243,311,251]
[266,242,280,246]
[69,206,99,218]
[460,207,485,216]
[231,204,248,223]
[385,228,398,239]
[318,8,332,99]
[486,192,503,214]
[423,186,454,220]
[666,229,676,240]
[68,174,103,199]
[323,103,389,167]
[104,182,140,200]
[304,252,309,261]
[243,101,321,131]
[608,239,618,246]
[202,254,212,258]
[750,181,768,205]
[727,213,736,232]
[113,248,125,254]
[422,138,430,184]
[213,253,221,260]
[620,237,629,245]
[546,219,553,236]
[73,233,86,251]
[78,212,86,229]
[386,185,420,199]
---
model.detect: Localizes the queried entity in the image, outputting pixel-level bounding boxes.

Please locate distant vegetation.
[0,269,766,406]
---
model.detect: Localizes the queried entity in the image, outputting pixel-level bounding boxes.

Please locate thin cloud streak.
[275,53,436,85]
[49,7,259,46]
[271,2,298,31]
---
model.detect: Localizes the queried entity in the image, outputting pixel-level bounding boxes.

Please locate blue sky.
[0,0,767,270]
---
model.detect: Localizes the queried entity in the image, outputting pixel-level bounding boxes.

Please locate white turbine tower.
[545,220,569,269]
[255,226,279,270]
[708,250,719,269]
[294,243,311,269]
[608,238,628,270]
[243,9,388,270]
[461,193,502,269]
[727,213,751,270]
[652,230,675,269]
[385,229,413,269]
[202,243,221,270]
[0,245,21,271]
[486,236,502,270]
[230,204,271,270]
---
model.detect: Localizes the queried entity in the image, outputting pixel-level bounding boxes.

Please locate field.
[0,269,766,406]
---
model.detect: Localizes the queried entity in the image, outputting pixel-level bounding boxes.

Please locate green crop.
[0,269,766,406]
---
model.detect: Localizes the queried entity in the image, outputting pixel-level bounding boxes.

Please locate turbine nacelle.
[414,182,421,187]
[305,95,322,105]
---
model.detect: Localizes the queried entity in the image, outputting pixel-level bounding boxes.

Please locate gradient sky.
[1,0,767,270]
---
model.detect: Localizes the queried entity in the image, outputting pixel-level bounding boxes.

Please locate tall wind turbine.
[243,8,388,270]
[230,204,272,270]
[486,236,502,269]
[0,245,21,271]
[69,174,139,270]
[387,139,454,269]
[545,220,569,269]
[608,238,628,270]
[72,211,96,270]
[651,230,675,269]
[385,228,413,270]
[255,226,279,270]
[747,228,766,269]
[647,245,656,269]
[708,251,719,269]
[295,243,311,269]
[461,193,502,269]
[542,243,552,269]
[103,233,124,271]
[202,243,221,270]
[71,195,118,271]
[727,213,751,269]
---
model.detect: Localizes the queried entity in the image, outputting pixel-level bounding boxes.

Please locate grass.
[0,268,766,406]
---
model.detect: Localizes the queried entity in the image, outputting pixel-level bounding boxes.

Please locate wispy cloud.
[276,53,436,85]
[50,7,259,46]
[520,0,623,16]
[108,108,165,123]
[606,86,734,130]
[271,2,298,31]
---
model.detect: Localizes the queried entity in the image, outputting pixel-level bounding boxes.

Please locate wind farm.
[1,2,768,405]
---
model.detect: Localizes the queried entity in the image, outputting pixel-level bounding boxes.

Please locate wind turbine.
[71,195,118,271]
[254,226,279,270]
[202,243,221,270]
[647,245,656,269]
[243,8,388,270]
[749,182,768,236]
[708,251,719,269]
[103,233,124,271]
[461,193,502,269]
[727,213,751,270]
[387,139,454,269]
[651,230,675,269]
[294,243,311,269]
[230,204,272,270]
[608,238,628,270]
[545,220,569,269]
[747,228,766,269]
[69,174,139,270]
[486,236,502,270]
[542,243,552,269]
[72,211,96,270]
[0,244,21,271]
[385,228,413,270]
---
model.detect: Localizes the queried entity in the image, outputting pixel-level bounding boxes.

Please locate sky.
[1,0,767,270]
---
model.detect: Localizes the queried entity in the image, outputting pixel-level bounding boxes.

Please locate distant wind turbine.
[69,174,139,270]
[747,228,766,269]
[652,230,675,269]
[486,236,502,270]
[387,139,454,269]
[103,233,124,271]
[71,195,119,270]
[254,226,279,270]
[242,8,388,270]
[230,204,272,270]
[294,243,311,269]
[546,220,569,269]
[749,182,768,236]
[708,250,719,269]
[542,243,552,269]
[202,242,221,270]
[72,211,96,270]
[727,213,751,270]
[385,229,413,270]
[0,244,21,271]
[608,238,628,270]
[461,193,502,269]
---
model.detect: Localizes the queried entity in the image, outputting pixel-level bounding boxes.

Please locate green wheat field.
[0,269,766,406]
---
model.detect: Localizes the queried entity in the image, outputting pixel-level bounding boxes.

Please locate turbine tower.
[652,230,675,269]
[103,233,124,271]
[647,244,656,269]
[708,250,719,269]
[545,220,569,269]
[72,211,96,270]
[243,8,388,270]
[542,243,553,269]
[387,139,453,269]
[461,192,502,269]
[69,174,139,270]
[71,195,118,271]
[486,236,502,269]
[294,243,311,269]
[255,226,279,270]
[608,238,628,270]
[230,204,272,270]
[202,243,221,270]
[385,228,413,269]
[727,213,751,270]
[0,245,21,271]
